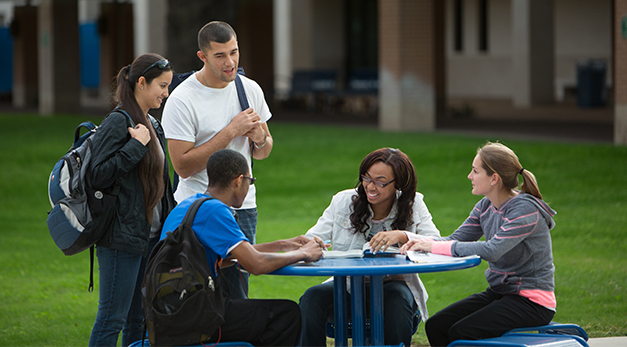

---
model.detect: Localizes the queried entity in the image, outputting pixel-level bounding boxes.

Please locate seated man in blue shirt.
[161,149,325,346]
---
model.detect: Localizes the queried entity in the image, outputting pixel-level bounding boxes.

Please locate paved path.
[588,336,627,347]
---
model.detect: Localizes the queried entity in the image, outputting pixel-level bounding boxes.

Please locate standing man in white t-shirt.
[162,21,273,299]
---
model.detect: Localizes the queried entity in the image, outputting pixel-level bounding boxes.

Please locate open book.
[323,243,401,259]
[322,245,481,263]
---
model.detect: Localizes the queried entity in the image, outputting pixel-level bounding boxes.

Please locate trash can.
[576,60,606,107]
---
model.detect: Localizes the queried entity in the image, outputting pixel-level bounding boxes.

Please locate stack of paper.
[406,251,479,263]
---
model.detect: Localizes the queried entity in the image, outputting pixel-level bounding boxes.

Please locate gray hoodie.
[433,193,557,309]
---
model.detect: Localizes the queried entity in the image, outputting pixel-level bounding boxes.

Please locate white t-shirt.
[162,73,272,208]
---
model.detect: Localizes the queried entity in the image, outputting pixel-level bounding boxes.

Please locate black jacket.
[88,109,175,256]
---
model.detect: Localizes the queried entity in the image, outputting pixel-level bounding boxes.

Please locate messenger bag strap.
[234,68,259,166]
[234,73,249,110]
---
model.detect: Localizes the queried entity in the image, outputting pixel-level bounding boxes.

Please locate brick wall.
[378,0,443,131]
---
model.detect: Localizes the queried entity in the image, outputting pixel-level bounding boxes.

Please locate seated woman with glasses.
[299,147,441,347]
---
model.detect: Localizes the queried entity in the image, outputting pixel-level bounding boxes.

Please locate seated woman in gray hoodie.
[402,142,557,347]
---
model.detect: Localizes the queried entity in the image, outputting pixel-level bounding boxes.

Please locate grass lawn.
[0,113,625,346]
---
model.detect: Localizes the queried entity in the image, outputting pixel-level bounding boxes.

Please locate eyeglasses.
[361,175,395,188]
[140,59,171,77]
[242,176,256,185]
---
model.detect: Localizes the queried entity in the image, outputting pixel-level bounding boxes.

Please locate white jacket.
[305,189,441,320]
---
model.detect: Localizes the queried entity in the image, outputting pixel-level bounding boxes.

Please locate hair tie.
[124,65,132,80]
[519,167,525,175]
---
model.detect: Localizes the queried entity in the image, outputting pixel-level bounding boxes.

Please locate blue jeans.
[299,279,418,347]
[221,208,257,299]
[89,245,145,347]
[121,237,158,346]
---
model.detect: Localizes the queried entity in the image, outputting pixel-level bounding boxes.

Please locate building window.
[454,0,463,52]
[345,0,378,70]
[479,0,488,52]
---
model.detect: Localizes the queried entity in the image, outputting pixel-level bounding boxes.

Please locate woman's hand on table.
[400,239,433,254]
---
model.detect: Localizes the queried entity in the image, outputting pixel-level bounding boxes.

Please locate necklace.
[200,69,210,87]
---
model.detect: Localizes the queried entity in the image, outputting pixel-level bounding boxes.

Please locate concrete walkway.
[271,97,615,144]
[588,336,627,347]
[439,98,614,144]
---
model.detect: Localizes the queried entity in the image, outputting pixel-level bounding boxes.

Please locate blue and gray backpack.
[47,108,134,291]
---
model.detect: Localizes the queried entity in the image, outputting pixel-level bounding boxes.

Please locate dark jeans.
[122,237,159,346]
[221,208,257,299]
[205,298,302,346]
[425,288,555,347]
[299,280,417,347]
[89,246,143,347]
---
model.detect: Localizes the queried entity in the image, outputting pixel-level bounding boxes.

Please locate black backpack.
[142,197,226,347]
[47,108,134,291]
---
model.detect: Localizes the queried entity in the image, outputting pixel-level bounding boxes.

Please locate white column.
[273,0,292,99]
[133,0,167,56]
[512,0,554,107]
[134,0,148,55]
[38,0,80,115]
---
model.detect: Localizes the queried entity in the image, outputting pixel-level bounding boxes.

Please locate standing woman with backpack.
[87,53,176,347]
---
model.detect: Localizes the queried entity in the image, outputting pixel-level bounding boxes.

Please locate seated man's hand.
[287,235,312,248]
[284,235,328,251]
[299,239,324,263]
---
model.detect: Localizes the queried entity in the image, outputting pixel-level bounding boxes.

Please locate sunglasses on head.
[140,59,171,77]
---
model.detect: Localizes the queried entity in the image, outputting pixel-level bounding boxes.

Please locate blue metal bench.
[289,69,338,113]
[326,312,421,345]
[447,322,589,347]
[129,339,254,347]
[503,323,588,341]
[448,333,588,347]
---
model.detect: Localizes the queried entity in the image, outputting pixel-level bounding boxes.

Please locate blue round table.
[269,254,481,346]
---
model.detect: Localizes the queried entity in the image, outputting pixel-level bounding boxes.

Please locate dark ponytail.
[113,53,171,222]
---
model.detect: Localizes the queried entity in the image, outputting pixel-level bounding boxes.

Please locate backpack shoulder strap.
[109,107,136,128]
[181,197,215,229]
[73,122,97,148]
[171,71,196,92]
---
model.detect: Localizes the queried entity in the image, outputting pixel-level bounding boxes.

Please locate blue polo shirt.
[160,193,249,277]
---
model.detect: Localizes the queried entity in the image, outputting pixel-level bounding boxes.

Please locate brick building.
[1,0,625,144]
